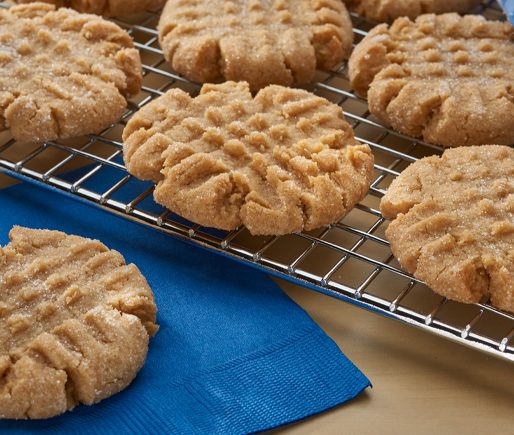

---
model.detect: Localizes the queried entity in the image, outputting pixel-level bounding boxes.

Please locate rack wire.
[0,0,513,362]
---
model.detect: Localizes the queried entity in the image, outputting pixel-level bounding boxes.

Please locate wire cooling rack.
[0,0,513,363]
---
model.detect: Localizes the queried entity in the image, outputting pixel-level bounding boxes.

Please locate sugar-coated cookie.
[0,3,142,142]
[381,145,514,313]
[123,81,374,235]
[349,14,514,147]
[158,0,353,91]
[0,227,158,419]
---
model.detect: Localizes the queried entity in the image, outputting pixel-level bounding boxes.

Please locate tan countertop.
[273,279,514,435]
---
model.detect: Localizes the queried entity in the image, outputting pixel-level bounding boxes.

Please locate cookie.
[14,0,165,17]
[123,81,374,236]
[0,3,142,143]
[381,145,514,313]
[343,0,480,22]
[158,0,353,91]
[348,14,514,147]
[0,226,158,419]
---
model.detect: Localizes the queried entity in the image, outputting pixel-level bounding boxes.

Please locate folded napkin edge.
[158,325,370,434]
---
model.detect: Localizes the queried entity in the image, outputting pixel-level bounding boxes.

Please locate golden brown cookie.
[0,3,142,142]
[15,0,165,16]
[0,226,158,419]
[343,0,480,22]
[381,145,514,313]
[158,0,353,91]
[349,14,514,147]
[123,81,374,235]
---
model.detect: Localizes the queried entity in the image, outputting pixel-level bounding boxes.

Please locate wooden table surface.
[274,279,514,435]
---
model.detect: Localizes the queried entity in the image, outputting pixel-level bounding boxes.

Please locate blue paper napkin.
[499,0,514,23]
[0,178,370,434]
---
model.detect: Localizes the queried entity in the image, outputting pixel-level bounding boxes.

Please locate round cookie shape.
[158,0,353,91]
[123,81,374,236]
[15,0,165,17]
[0,3,142,142]
[381,145,514,313]
[343,0,480,22]
[348,14,514,147]
[0,227,158,419]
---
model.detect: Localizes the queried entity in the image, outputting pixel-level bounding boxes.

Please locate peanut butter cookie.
[349,14,514,147]
[343,0,480,22]
[0,226,158,419]
[0,3,142,142]
[158,0,353,91]
[15,0,165,17]
[123,81,374,235]
[381,145,514,313]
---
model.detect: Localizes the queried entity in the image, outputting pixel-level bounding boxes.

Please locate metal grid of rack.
[0,0,513,362]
